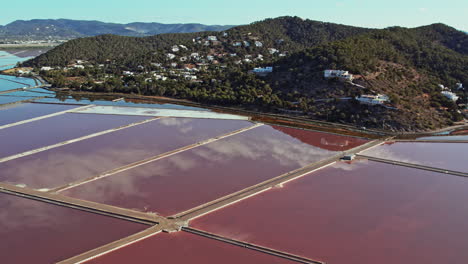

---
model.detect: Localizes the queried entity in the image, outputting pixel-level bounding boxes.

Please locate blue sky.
[2,0,467,31]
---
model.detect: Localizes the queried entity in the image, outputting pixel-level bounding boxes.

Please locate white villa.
[268,48,279,54]
[441,91,459,102]
[356,94,389,105]
[253,67,273,73]
[324,70,354,81]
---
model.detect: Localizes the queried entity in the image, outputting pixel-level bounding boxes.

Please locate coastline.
[41,89,468,138]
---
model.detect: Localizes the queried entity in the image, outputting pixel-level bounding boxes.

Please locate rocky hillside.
[19,17,467,131]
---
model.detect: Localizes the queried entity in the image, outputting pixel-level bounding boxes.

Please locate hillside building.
[324,70,354,81]
[441,91,459,102]
[253,67,273,73]
[356,94,389,105]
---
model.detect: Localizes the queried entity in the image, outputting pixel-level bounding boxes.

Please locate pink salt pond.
[0,192,147,264]
[62,125,367,216]
[361,141,468,172]
[85,231,298,264]
[192,160,468,264]
[0,118,253,189]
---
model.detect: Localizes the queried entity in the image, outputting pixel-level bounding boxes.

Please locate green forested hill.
[19,17,468,131]
[265,26,467,130]
[271,26,467,87]
[24,16,372,67]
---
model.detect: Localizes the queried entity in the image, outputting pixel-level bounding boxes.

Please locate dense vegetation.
[21,16,468,131]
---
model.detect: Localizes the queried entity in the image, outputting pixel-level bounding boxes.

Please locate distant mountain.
[0,19,234,40]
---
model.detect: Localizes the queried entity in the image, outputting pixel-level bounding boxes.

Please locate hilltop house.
[324,70,354,81]
[268,48,279,54]
[207,36,218,41]
[253,67,273,73]
[356,94,389,105]
[441,91,459,102]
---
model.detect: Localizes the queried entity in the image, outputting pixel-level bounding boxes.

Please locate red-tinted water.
[0,118,252,189]
[0,103,77,126]
[192,160,468,264]
[0,192,147,264]
[0,113,148,158]
[63,125,365,216]
[85,231,297,264]
[273,126,368,151]
[361,142,468,172]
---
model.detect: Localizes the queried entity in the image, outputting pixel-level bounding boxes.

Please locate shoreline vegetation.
[3,16,468,133]
[0,68,466,137]
[0,43,60,49]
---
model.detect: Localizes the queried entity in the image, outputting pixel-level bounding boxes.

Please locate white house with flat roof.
[356,94,389,105]
[324,70,354,81]
[253,67,273,73]
[441,91,459,102]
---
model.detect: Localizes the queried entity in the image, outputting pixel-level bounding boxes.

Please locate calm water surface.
[0,118,253,189]
[63,125,368,216]
[0,192,147,264]
[85,231,296,264]
[0,103,77,126]
[0,113,148,158]
[361,142,468,172]
[193,160,468,264]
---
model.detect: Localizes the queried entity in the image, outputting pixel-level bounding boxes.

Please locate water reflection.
[85,231,295,264]
[361,142,468,172]
[0,103,76,126]
[192,161,468,264]
[0,113,148,158]
[0,192,146,264]
[0,118,252,189]
[273,126,368,151]
[64,125,362,215]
